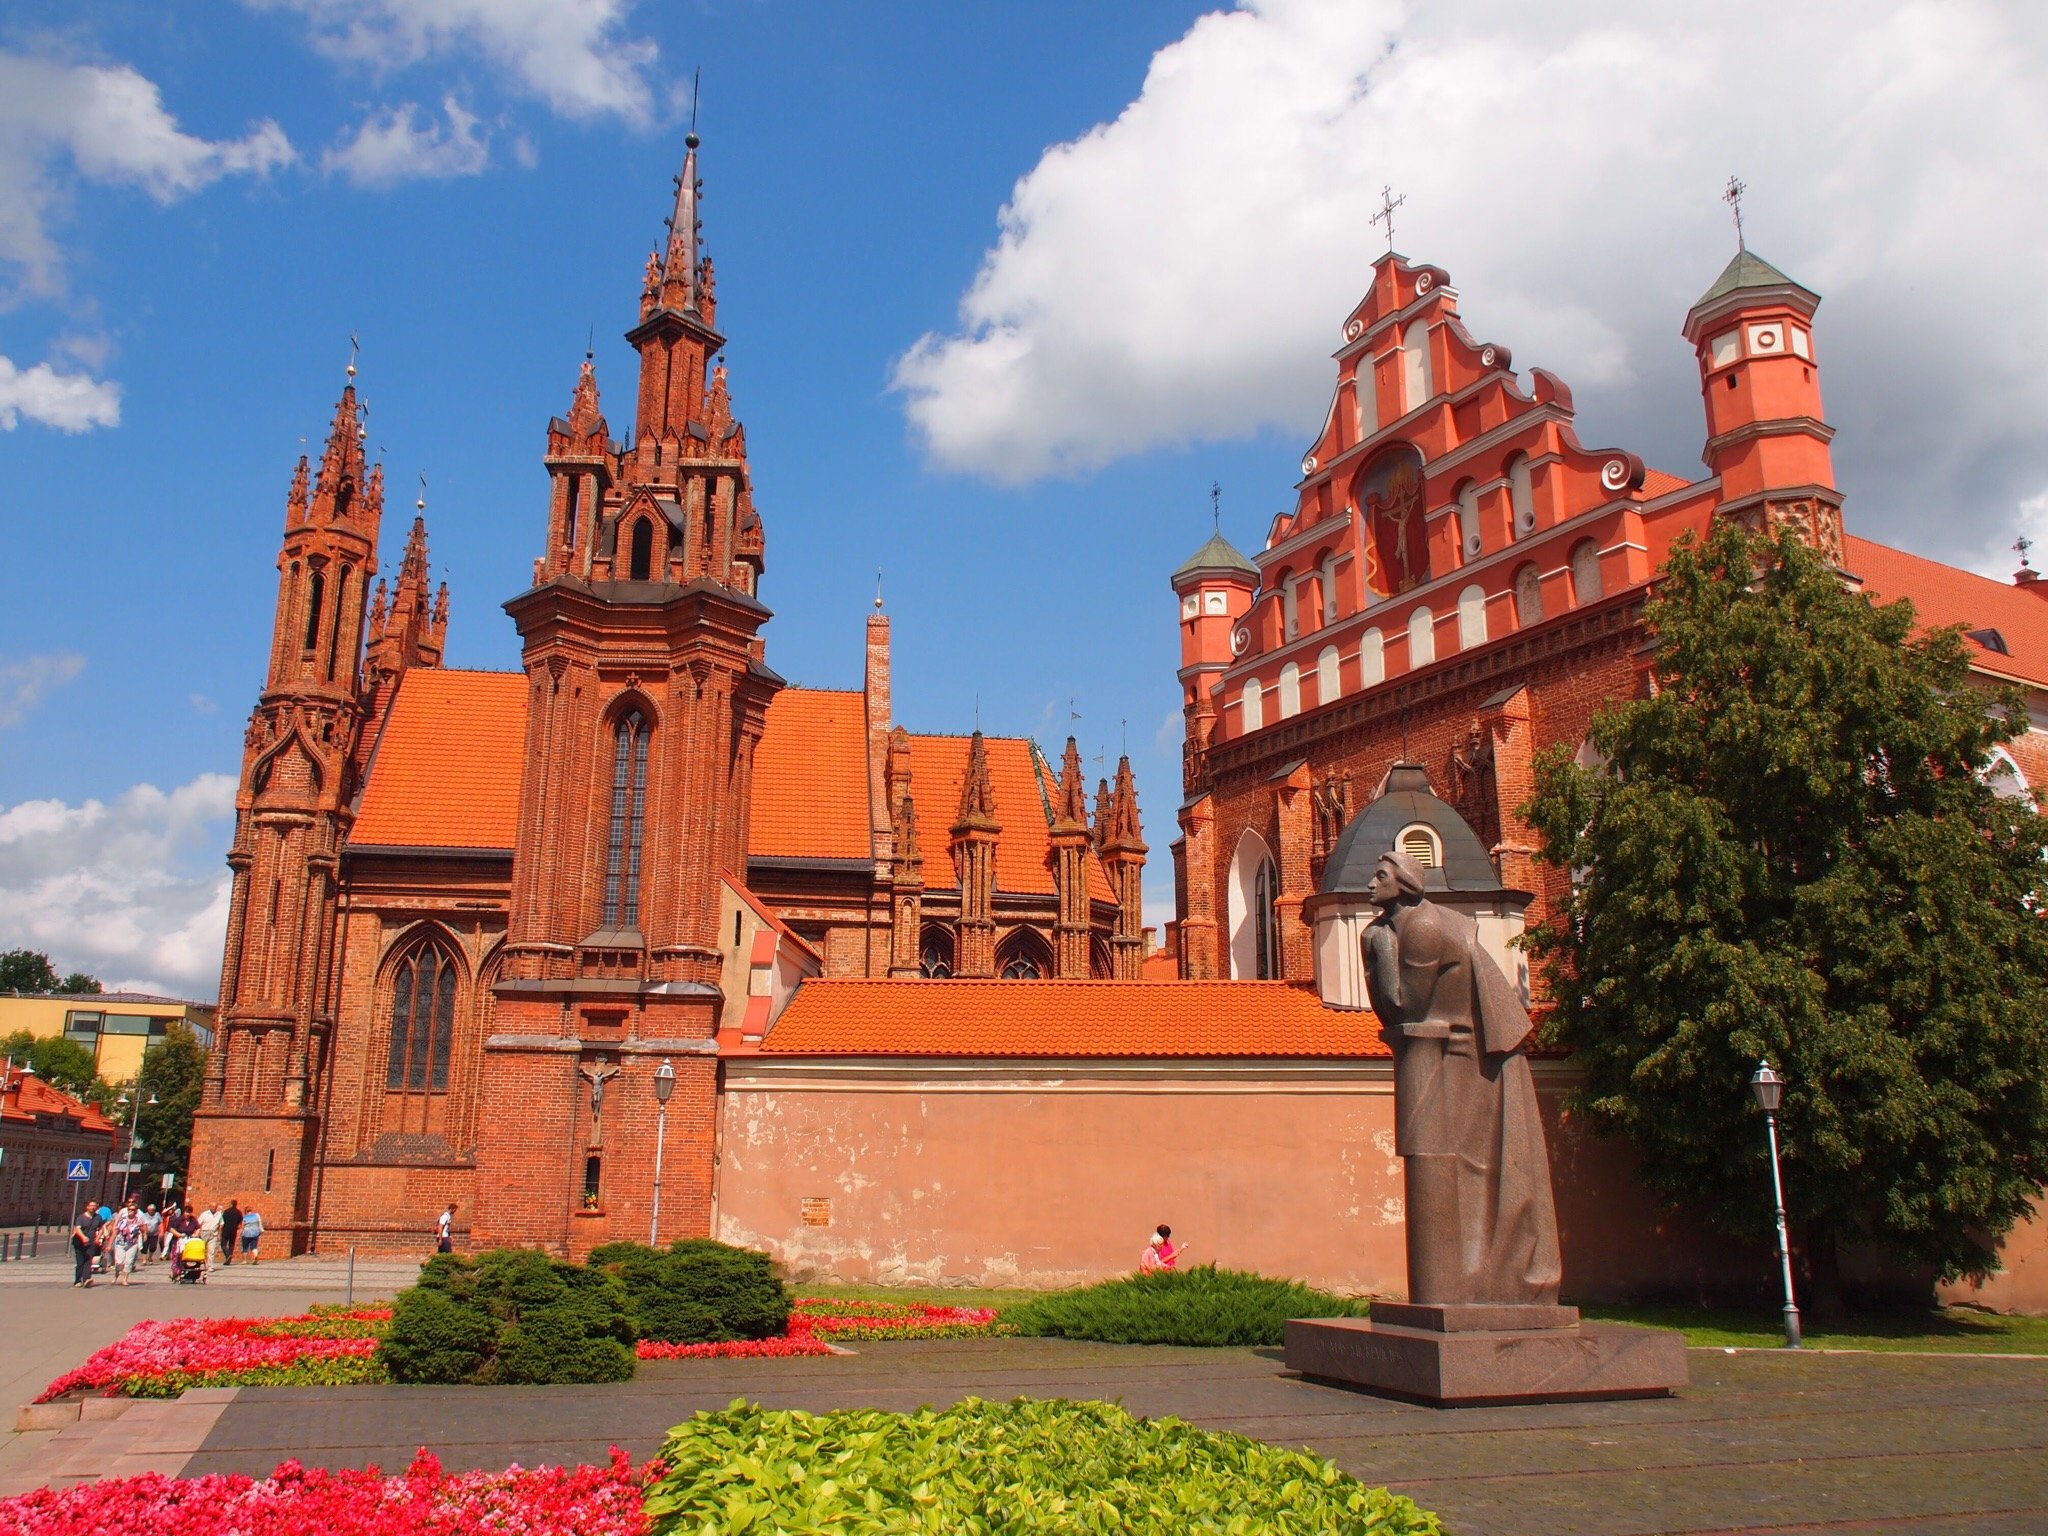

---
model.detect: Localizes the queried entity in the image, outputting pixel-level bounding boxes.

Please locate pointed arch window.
[1253,857,1279,979]
[602,710,650,930]
[919,925,954,978]
[386,940,458,1092]
[996,930,1051,980]
[302,569,325,654]
[628,519,655,582]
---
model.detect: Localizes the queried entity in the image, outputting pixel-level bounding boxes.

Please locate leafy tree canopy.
[134,1024,210,1185]
[1524,522,2048,1286]
[0,949,101,994]
[1,1028,105,1102]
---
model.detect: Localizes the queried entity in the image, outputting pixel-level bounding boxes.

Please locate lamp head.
[654,1057,676,1105]
[1750,1059,1784,1114]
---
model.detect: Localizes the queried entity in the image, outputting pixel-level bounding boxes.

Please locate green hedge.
[587,1238,790,1344]
[379,1249,636,1385]
[643,1397,1441,1535]
[1003,1265,1371,1347]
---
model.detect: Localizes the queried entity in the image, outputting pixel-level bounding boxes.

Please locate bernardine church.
[190,141,2048,1309]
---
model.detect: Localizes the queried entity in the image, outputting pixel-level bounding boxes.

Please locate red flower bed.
[0,1448,649,1536]
[634,1335,833,1359]
[789,1297,1003,1342]
[37,1312,393,1402]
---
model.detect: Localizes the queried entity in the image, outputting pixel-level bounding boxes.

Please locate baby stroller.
[171,1234,207,1285]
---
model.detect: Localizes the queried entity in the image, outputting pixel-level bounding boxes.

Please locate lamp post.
[115,1093,156,1206]
[649,1058,676,1246]
[1750,1060,1802,1348]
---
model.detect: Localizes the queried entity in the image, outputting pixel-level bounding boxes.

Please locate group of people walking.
[68,1196,263,1286]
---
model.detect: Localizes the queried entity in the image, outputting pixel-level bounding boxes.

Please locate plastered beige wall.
[715,1059,1769,1301]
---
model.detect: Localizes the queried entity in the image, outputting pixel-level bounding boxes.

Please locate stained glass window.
[386,942,457,1092]
[603,711,650,929]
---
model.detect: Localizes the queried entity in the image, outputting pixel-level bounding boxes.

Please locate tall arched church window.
[563,475,581,551]
[1507,455,1536,539]
[1355,360,1378,440]
[1513,563,1544,628]
[1985,749,2033,805]
[385,941,458,1092]
[1278,663,1302,720]
[1569,539,1603,605]
[602,710,651,930]
[1360,628,1385,687]
[628,519,655,582]
[919,925,955,978]
[1401,319,1432,411]
[1252,857,1279,979]
[1408,606,1436,668]
[996,930,1050,979]
[1456,483,1482,562]
[1316,645,1341,706]
[1457,584,1488,650]
[302,569,325,654]
[1240,679,1264,733]
[325,566,351,682]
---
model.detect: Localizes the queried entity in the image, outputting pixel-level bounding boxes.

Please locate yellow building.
[0,993,215,1085]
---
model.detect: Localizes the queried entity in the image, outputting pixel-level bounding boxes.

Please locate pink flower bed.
[37,1314,390,1402]
[0,1449,649,1536]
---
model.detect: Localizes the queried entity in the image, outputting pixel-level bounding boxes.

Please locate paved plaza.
[4,1249,2046,1535]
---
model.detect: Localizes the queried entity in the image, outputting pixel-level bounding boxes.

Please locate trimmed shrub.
[1004,1264,1371,1347]
[642,1397,1442,1535]
[379,1250,635,1386]
[590,1238,789,1345]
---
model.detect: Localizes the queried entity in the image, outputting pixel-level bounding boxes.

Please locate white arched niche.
[1457,584,1488,650]
[1408,606,1436,668]
[1227,828,1281,980]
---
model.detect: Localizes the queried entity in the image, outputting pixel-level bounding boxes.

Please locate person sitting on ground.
[220,1200,243,1266]
[240,1205,263,1265]
[1139,1224,1183,1274]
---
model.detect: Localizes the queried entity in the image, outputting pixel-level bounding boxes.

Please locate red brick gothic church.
[188,140,2048,1307]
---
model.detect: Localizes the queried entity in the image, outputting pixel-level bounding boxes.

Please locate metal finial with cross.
[417,472,427,514]
[1371,184,1405,253]
[1210,481,1221,533]
[2017,536,2034,572]
[346,330,359,381]
[1724,175,1748,250]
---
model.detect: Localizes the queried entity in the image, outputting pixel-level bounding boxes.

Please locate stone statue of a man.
[1364,850,1562,1306]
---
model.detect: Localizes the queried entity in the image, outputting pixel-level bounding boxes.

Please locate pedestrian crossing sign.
[65,1158,92,1181]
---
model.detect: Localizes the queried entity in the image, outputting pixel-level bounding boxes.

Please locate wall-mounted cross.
[1371,185,1405,253]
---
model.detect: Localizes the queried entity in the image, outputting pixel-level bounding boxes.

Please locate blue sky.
[3,1,2045,994]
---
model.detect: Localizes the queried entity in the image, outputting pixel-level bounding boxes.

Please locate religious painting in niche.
[1357,446,1429,598]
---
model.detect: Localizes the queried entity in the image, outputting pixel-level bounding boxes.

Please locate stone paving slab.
[151,1339,2048,1535]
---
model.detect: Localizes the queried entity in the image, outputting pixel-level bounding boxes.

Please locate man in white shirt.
[196,1204,222,1272]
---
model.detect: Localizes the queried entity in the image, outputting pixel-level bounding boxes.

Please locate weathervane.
[2017,536,2035,572]
[1724,174,1748,250]
[1371,184,1405,253]
[874,567,884,612]
[1210,481,1221,533]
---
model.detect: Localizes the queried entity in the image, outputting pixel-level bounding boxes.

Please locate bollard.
[346,1246,355,1307]
[30,1227,39,1257]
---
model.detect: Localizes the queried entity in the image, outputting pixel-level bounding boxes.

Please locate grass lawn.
[799,1282,1042,1313]
[1583,1301,2048,1353]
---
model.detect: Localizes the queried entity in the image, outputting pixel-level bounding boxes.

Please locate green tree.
[0,949,59,993]
[55,972,102,995]
[0,1028,104,1100]
[1524,521,2048,1295]
[133,1024,209,1187]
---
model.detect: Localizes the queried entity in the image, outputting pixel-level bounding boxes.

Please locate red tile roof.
[1846,535,2048,689]
[2,1066,118,1134]
[751,689,873,859]
[759,978,1385,1057]
[352,670,528,848]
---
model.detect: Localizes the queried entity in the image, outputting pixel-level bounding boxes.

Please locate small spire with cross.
[1210,481,1221,533]
[874,567,884,612]
[346,330,359,382]
[416,472,427,514]
[1724,174,1748,251]
[1371,184,1405,254]
[2017,536,2034,573]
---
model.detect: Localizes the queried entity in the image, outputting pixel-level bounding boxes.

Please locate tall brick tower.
[192,376,386,1251]
[475,132,782,1256]
[1683,242,1842,561]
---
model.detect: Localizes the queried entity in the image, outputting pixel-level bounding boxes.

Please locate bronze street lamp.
[1750,1060,1802,1348]
[649,1058,676,1246]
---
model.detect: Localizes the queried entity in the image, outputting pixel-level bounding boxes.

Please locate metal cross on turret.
[1372,184,1405,253]
[1724,174,1748,250]
[2017,535,2034,572]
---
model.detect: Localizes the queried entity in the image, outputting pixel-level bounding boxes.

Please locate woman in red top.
[1139,1224,1181,1273]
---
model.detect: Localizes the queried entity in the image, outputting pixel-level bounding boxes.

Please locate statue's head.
[1367,849,1428,907]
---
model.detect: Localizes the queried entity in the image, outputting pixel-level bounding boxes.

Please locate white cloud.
[0,51,294,297]
[0,355,120,432]
[254,0,659,125]
[0,654,85,728]
[0,774,235,999]
[323,96,490,188]
[892,0,2048,562]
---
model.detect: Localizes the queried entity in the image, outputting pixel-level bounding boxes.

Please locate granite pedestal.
[1284,1302,1687,1408]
